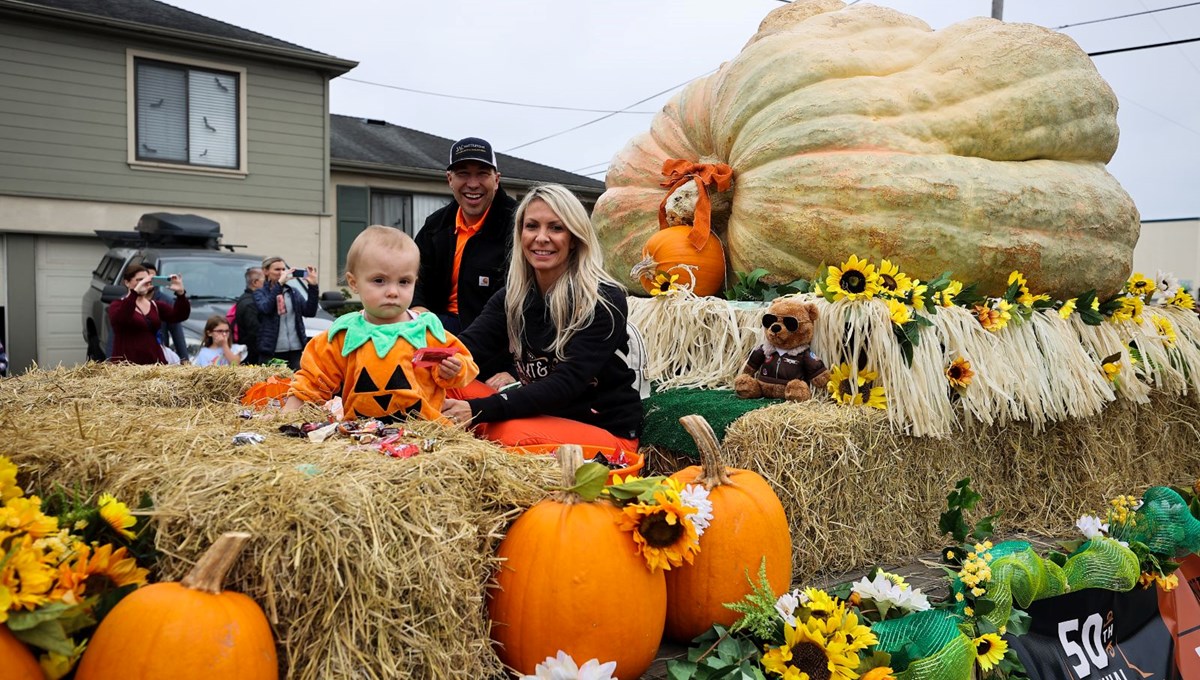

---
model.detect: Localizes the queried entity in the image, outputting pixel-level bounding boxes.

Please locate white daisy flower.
[679,484,714,538]
[851,573,930,617]
[521,651,617,680]
[774,588,808,626]
[1075,514,1109,539]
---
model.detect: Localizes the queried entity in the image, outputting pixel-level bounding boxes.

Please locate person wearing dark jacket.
[234,267,264,365]
[108,264,191,365]
[411,137,516,340]
[442,184,643,450]
[254,256,318,370]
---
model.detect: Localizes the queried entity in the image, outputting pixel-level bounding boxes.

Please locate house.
[1132,218,1200,291]
[0,0,357,372]
[329,114,605,274]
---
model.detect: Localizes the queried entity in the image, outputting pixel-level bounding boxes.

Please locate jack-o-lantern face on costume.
[345,361,424,421]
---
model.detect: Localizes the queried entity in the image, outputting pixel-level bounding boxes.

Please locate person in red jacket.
[107,264,190,365]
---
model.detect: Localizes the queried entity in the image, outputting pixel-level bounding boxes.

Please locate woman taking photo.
[441,184,643,450]
[254,256,319,370]
[107,263,190,365]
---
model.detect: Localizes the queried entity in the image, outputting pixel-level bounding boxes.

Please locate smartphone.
[150,275,172,286]
[292,268,308,279]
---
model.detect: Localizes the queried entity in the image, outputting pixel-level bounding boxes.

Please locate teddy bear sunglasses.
[762,313,807,332]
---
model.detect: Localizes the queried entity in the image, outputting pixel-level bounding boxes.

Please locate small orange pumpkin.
[631,226,727,297]
[0,625,43,680]
[75,532,277,680]
[664,415,792,642]
[488,445,666,679]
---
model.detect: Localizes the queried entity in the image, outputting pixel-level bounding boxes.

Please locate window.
[370,191,451,236]
[128,51,246,173]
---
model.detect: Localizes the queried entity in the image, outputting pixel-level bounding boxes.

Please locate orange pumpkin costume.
[289,312,478,421]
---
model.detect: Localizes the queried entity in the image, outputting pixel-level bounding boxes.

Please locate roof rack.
[94,213,240,251]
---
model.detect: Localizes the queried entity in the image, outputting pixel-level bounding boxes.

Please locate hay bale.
[721,391,1200,585]
[2,364,557,680]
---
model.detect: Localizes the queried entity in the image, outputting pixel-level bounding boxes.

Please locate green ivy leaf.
[1007,608,1033,637]
[668,659,700,680]
[9,618,77,656]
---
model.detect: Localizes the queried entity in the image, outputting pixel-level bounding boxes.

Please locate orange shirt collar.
[455,205,490,235]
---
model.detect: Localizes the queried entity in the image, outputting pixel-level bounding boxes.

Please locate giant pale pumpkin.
[488,445,666,679]
[595,0,1139,298]
[664,416,792,642]
[75,532,277,680]
[0,625,42,680]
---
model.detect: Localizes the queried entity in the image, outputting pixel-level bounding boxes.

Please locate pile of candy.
[588,449,634,470]
[278,419,437,459]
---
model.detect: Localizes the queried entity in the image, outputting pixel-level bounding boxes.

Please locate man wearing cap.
[412,137,517,339]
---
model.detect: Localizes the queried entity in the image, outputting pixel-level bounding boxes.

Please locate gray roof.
[330,114,605,195]
[1,0,356,74]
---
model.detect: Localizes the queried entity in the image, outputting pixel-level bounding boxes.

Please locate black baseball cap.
[447,137,498,171]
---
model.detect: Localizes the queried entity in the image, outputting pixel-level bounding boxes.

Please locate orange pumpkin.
[488,445,666,679]
[75,532,278,680]
[664,415,792,642]
[631,226,727,297]
[0,625,42,680]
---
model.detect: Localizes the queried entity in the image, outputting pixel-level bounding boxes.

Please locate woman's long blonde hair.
[505,184,623,360]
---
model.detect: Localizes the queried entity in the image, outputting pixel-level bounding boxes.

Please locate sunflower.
[1058,298,1077,319]
[886,299,911,326]
[1110,296,1144,324]
[876,259,913,296]
[1169,288,1196,310]
[52,543,148,602]
[617,491,699,571]
[807,601,878,653]
[1007,271,1028,289]
[862,384,887,410]
[908,279,928,311]
[1,535,56,611]
[650,272,680,296]
[973,633,1007,671]
[3,495,59,538]
[827,363,865,405]
[1103,361,1121,382]
[801,588,841,622]
[934,280,963,307]
[1152,315,1177,346]
[0,455,22,503]
[98,492,137,540]
[826,255,881,301]
[861,669,896,680]
[1126,273,1155,297]
[946,357,974,389]
[762,619,860,680]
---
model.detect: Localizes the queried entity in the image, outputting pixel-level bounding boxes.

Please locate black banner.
[1005,587,1176,680]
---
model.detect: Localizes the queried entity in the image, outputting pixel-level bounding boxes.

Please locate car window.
[158,256,259,300]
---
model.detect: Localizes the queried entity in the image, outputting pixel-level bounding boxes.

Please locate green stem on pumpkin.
[679,415,732,489]
[180,531,252,594]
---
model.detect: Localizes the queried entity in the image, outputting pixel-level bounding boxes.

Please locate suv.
[82,213,341,362]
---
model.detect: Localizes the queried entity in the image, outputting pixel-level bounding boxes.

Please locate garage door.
[35,236,106,368]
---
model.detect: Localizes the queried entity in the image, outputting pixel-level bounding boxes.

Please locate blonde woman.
[442,184,642,450]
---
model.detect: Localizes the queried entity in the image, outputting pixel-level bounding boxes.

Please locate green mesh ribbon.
[1111,486,1200,557]
[872,609,975,680]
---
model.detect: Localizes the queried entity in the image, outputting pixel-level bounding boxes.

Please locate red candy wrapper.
[412,346,461,367]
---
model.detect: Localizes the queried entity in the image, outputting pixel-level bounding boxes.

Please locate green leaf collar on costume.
[328,312,448,359]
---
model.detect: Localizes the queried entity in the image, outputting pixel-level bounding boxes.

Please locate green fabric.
[1113,486,1200,557]
[328,312,447,359]
[640,388,778,459]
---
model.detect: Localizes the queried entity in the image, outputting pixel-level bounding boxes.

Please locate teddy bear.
[734,297,830,401]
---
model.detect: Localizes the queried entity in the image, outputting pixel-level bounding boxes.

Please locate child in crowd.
[193,315,243,366]
[283,226,478,421]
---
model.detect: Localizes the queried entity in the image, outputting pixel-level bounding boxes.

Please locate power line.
[1088,35,1200,56]
[339,77,657,114]
[571,160,611,173]
[503,69,716,153]
[1055,2,1200,30]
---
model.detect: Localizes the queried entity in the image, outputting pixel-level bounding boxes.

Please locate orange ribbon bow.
[657,159,734,251]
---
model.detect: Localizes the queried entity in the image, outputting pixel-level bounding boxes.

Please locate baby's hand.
[437,356,463,381]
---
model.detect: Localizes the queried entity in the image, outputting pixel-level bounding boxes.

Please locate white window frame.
[126,49,248,177]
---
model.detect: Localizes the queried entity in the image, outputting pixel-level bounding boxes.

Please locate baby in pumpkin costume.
[284,226,478,421]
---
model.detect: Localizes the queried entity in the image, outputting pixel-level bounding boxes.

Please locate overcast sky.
[166,0,1200,220]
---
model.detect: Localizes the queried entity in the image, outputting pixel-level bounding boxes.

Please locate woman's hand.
[485,372,518,391]
[437,356,463,381]
[298,266,317,284]
[441,398,473,426]
[167,274,185,296]
[131,278,153,297]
